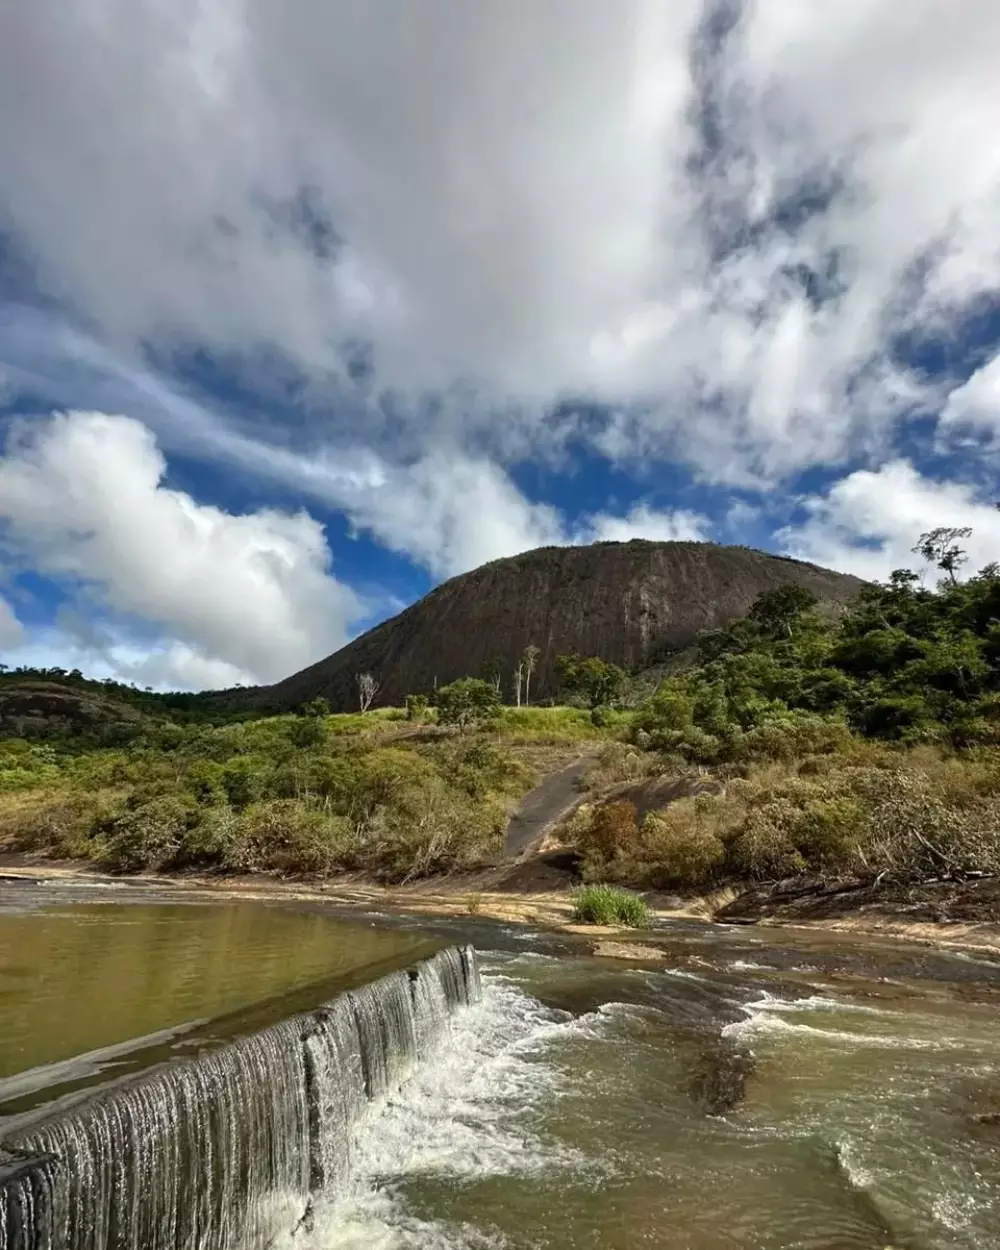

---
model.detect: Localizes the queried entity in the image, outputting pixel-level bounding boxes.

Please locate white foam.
[722,1010,952,1051]
[744,992,886,1015]
[932,1191,980,1232]
[835,1139,877,1190]
[295,973,612,1248]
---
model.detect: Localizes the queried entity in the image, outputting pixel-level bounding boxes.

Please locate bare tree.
[512,661,524,708]
[522,644,540,706]
[480,655,503,696]
[356,671,379,712]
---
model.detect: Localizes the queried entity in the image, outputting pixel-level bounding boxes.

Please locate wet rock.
[687,1038,755,1116]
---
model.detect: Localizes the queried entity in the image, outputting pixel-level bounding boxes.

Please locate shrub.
[5,790,121,859]
[405,694,429,721]
[229,799,352,876]
[288,716,327,748]
[731,714,853,763]
[635,808,725,888]
[436,678,501,733]
[725,800,807,880]
[102,795,197,873]
[174,804,240,868]
[575,800,639,864]
[571,884,650,928]
[582,743,654,791]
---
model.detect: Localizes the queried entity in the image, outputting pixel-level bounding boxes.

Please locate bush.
[405,694,429,721]
[288,716,327,748]
[576,800,639,864]
[102,795,197,873]
[731,714,853,763]
[571,884,650,927]
[634,808,725,888]
[229,800,352,876]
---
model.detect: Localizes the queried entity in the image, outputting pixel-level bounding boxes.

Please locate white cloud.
[580,504,708,546]
[0,632,248,692]
[0,412,362,685]
[780,461,1000,582]
[940,353,1000,437]
[0,595,23,649]
[3,2,1000,485]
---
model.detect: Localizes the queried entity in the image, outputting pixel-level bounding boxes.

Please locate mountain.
[238,541,866,713]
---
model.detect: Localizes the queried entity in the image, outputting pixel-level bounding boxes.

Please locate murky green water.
[0,896,439,1096]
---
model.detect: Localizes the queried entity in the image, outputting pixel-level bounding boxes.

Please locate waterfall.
[0,944,481,1250]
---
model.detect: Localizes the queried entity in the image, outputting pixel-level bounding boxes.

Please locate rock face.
[244,540,865,713]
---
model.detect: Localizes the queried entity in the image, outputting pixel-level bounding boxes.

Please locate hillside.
[243,540,866,712]
[0,681,152,737]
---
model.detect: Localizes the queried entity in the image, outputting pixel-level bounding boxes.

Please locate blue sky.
[0,0,999,690]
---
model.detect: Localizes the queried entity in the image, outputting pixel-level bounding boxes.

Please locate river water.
[300,926,1000,1250]
[1,884,998,1249]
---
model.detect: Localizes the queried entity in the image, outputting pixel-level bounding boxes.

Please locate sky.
[1,0,999,691]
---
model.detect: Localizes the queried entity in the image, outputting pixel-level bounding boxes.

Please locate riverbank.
[4,854,999,956]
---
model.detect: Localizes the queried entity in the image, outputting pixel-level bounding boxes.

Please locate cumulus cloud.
[0,412,362,685]
[940,353,1000,440]
[580,505,708,546]
[780,461,1000,582]
[3,1,1000,485]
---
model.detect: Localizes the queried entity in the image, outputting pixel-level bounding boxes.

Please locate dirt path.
[504,754,595,859]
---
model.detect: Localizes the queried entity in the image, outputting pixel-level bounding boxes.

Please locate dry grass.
[570,743,1000,891]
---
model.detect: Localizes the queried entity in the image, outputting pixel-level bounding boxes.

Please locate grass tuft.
[571,883,650,928]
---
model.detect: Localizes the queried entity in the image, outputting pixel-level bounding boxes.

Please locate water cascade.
[0,945,480,1250]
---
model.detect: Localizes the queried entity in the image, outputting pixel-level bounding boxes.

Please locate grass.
[494,706,633,743]
[571,883,651,928]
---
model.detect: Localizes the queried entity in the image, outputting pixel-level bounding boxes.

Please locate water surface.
[0,898,439,1097]
[301,932,1000,1250]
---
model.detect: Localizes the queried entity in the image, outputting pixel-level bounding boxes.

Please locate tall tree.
[747,585,818,639]
[512,660,524,708]
[912,527,973,585]
[555,654,627,709]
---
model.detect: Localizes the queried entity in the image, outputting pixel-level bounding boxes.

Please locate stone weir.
[0,944,481,1250]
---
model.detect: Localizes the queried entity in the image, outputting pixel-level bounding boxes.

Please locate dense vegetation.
[0,711,544,881]
[570,532,1000,893]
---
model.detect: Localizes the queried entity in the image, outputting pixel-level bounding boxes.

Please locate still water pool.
[0,894,440,1111]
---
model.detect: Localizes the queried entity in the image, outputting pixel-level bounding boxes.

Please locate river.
[2,881,998,1249]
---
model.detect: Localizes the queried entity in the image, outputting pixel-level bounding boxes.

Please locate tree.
[555,654,627,709]
[356,672,379,712]
[436,678,501,733]
[298,697,330,718]
[747,585,818,638]
[912,527,973,585]
[522,644,541,706]
[512,661,524,708]
[289,716,326,747]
